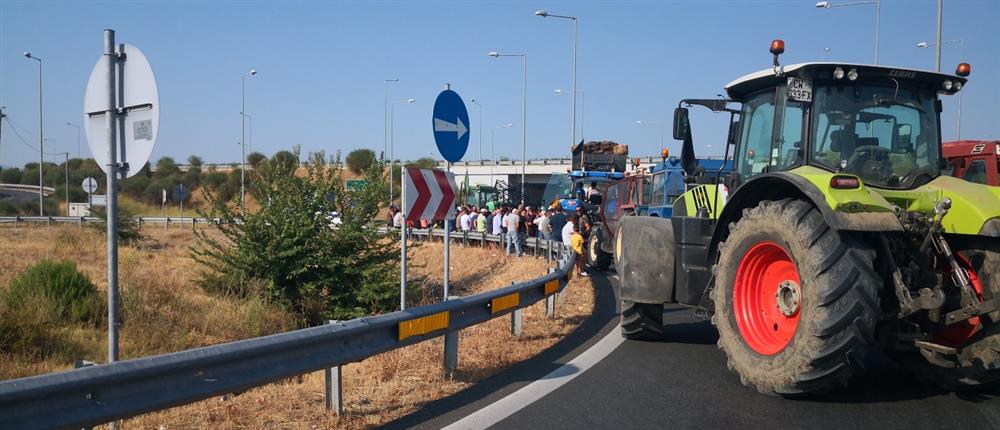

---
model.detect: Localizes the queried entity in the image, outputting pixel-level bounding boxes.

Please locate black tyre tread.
[621,300,663,340]
[588,232,612,272]
[712,198,882,395]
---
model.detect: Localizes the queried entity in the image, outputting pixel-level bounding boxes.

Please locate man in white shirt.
[393,209,404,228]
[562,214,576,246]
[492,208,504,235]
[505,210,522,257]
[460,209,472,231]
[534,210,550,240]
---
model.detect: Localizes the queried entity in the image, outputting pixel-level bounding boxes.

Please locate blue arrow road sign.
[432,89,470,163]
[173,184,189,201]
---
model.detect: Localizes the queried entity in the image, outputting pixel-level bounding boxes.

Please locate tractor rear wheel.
[712,199,881,395]
[589,230,612,272]
[621,300,664,340]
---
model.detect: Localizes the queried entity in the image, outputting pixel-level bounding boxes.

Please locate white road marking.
[442,324,625,430]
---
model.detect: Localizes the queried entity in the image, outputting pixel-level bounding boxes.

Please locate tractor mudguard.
[616,216,676,304]
[708,170,904,264]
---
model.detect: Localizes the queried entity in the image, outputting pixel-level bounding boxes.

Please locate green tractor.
[616,40,1000,395]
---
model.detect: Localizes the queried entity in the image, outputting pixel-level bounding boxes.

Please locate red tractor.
[944,140,999,186]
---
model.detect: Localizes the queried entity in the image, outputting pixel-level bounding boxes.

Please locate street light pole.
[918,39,965,138]
[471,98,483,161]
[537,10,578,149]
[384,79,398,164]
[24,51,44,215]
[488,51,527,205]
[241,69,257,210]
[816,1,880,64]
[555,89,585,141]
[66,122,81,159]
[389,98,416,204]
[935,0,943,72]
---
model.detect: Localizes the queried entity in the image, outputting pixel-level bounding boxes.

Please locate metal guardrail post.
[444,297,459,378]
[533,237,539,257]
[324,320,344,415]
[511,309,523,336]
[481,232,487,248]
[546,268,557,318]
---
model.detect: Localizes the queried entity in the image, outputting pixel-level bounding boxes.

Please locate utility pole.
[24,51,44,215]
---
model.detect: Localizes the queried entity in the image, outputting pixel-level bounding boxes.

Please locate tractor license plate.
[787,77,812,102]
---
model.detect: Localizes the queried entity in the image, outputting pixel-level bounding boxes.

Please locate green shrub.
[89,205,147,246]
[345,149,376,174]
[3,259,103,325]
[194,150,409,325]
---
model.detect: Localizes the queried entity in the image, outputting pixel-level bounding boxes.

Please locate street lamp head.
[554,89,564,94]
[407,98,416,104]
[917,42,929,48]
[815,1,830,8]
[488,51,499,58]
[249,69,257,76]
[505,123,513,128]
[23,51,31,58]
[535,10,548,17]
[635,120,643,124]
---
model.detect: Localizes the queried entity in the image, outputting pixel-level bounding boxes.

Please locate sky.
[1,0,998,169]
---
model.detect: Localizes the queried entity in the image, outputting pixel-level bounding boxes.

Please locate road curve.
[396,272,1000,429]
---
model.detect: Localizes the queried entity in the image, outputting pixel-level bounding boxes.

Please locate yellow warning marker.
[491,292,520,314]
[398,311,449,341]
[544,279,560,296]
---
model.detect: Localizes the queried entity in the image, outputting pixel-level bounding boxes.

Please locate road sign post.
[83,29,159,379]
[400,168,407,310]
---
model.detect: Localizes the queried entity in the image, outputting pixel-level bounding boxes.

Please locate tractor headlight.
[833,67,845,80]
[847,68,859,81]
[954,82,963,91]
[943,80,954,90]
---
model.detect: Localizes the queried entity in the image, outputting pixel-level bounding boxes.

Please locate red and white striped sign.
[403,167,457,222]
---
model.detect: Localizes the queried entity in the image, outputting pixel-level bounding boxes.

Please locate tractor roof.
[724,62,967,100]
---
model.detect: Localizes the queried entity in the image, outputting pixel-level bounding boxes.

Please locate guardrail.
[0,215,218,227]
[0,228,575,429]
[0,183,56,195]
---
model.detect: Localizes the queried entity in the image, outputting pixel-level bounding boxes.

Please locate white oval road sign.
[81,177,98,194]
[83,43,159,178]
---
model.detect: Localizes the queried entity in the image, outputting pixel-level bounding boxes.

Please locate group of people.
[388,201,596,277]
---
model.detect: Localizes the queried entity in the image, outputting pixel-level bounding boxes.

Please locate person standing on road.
[476,208,488,233]
[571,222,588,277]
[393,207,404,228]
[505,208,523,257]
[460,208,472,232]
[534,209,550,240]
[549,209,567,243]
[562,214,576,246]
[492,208,504,236]
[524,206,537,238]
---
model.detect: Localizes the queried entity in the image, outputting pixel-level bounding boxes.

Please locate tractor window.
[776,99,805,170]
[962,160,988,185]
[641,176,652,204]
[736,91,776,181]
[809,84,939,189]
[650,172,665,206]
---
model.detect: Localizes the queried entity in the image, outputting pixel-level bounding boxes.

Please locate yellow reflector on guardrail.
[544,279,560,296]
[491,293,520,314]
[398,311,449,341]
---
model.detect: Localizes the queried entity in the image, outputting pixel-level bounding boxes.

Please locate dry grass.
[0,226,595,429]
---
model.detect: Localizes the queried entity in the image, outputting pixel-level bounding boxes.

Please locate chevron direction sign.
[403,167,458,223]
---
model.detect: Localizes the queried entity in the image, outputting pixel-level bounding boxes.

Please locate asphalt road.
[0,188,38,205]
[392,272,1000,430]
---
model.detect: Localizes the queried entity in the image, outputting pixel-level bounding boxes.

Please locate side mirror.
[728,119,741,146]
[673,107,690,141]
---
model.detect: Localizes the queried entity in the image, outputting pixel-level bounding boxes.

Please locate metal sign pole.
[444,162,451,300]
[104,29,121,364]
[400,168,407,310]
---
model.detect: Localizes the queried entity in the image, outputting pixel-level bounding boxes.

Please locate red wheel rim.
[935,256,984,347]
[733,242,802,355]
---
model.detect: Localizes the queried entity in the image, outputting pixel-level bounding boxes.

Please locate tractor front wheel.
[588,230,612,272]
[712,199,881,395]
